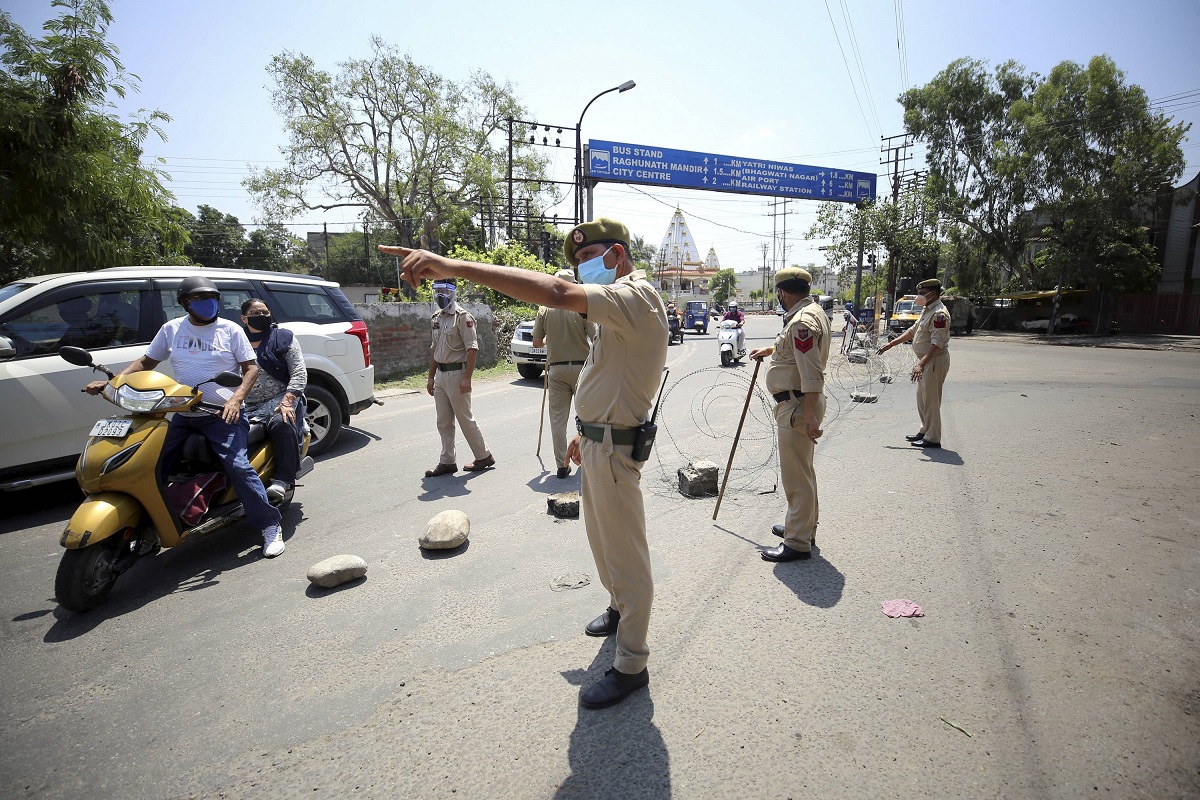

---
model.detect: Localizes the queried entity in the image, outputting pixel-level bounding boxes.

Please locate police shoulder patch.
[465,318,473,328]
[794,325,814,353]
[933,314,948,329]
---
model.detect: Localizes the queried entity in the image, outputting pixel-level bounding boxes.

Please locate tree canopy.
[902,55,1189,293]
[0,0,186,282]
[245,39,550,253]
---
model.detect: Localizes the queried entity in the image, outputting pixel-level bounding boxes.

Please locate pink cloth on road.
[881,599,924,618]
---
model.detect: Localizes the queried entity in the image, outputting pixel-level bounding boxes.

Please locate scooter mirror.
[59,346,94,367]
[213,371,244,388]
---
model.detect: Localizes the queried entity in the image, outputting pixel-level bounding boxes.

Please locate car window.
[0,282,36,304]
[266,284,343,323]
[0,288,143,358]
[895,302,916,314]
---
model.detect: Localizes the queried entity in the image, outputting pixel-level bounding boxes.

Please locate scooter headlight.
[112,384,167,412]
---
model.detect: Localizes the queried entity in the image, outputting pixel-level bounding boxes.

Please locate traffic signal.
[867,253,877,267]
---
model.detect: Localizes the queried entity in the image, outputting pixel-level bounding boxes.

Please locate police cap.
[916,278,942,292]
[774,266,813,290]
[563,217,631,266]
[554,268,578,283]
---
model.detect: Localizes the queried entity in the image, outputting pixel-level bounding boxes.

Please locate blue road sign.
[587,139,876,203]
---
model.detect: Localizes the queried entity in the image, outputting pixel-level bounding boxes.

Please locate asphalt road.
[1,315,1197,799]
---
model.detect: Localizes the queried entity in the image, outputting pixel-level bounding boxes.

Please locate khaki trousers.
[580,435,652,674]
[547,364,583,468]
[916,352,949,444]
[433,368,490,465]
[775,394,827,553]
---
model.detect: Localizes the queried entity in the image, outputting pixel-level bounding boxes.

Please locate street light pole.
[576,80,636,223]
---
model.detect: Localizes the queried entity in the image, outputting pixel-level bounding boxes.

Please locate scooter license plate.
[89,418,132,438]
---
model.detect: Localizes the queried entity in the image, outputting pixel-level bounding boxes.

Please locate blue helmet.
[844,302,854,311]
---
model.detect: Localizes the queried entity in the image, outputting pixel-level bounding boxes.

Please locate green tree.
[443,242,555,312]
[0,0,186,282]
[181,204,246,268]
[708,268,737,306]
[239,224,310,273]
[901,58,1037,288]
[245,39,549,252]
[1013,55,1188,296]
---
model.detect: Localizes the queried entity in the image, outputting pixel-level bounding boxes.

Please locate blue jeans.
[160,413,281,532]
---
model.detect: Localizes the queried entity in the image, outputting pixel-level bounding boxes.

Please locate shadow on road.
[556,640,671,799]
[305,575,367,597]
[919,447,964,465]
[0,482,82,534]
[527,472,580,495]
[419,540,470,560]
[771,545,845,608]
[313,426,377,462]
[417,468,493,500]
[38,501,306,643]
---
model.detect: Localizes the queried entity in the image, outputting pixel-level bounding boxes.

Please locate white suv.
[509,320,546,380]
[0,267,377,490]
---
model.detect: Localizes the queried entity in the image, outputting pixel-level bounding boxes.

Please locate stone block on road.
[678,460,719,497]
[307,554,368,588]
[547,492,580,518]
[420,509,470,549]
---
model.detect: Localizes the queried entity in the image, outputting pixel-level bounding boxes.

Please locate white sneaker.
[262,524,285,558]
[266,480,288,505]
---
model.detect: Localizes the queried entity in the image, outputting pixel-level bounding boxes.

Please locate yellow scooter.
[56,346,312,611]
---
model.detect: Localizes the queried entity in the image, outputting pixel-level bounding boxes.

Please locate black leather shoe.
[581,667,649,709]
[905,432,925,442]
[424,463,456,478]
[557,466,570,479]
[911,439,941,449]
[761,543,811,562]
[771,525,815,546]
[585,607,619,637]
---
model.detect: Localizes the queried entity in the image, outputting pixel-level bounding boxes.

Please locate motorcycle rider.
[86,277,285,557]
[723,300,746,354]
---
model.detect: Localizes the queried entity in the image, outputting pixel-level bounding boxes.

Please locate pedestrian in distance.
[422,280,495,477]
[380,216,668,710]
[532,269,596,479]
[878,278,950,449]
[749,267,831,562]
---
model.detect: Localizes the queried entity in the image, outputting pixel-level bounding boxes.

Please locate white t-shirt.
[146,317,255,406]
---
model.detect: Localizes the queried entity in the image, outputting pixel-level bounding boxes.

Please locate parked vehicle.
[54,346,313,611]
[717,320,746,366]
[0,267,375,490]
[509,320,545,379]
[684,301,709,334]
[1021,314,1080,332]
[941,295,976,335]
[887,295,921,333]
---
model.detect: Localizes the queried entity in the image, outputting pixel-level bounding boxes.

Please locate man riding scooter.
[86,277,286,557]
[722,301,746,355]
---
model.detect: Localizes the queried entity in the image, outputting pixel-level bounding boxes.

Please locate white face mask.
[915,294,928,307]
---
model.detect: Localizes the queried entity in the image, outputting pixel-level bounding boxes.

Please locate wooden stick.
[713,358,761,520]
[536,367,548,458]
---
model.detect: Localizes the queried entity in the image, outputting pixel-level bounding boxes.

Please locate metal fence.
[1115,293,1200,335]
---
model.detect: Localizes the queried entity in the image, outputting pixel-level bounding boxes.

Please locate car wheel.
[517,364,544,380]
[304,385,343,457]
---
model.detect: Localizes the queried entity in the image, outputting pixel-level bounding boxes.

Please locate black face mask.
[435,294,450,310]
[247,315,273,332]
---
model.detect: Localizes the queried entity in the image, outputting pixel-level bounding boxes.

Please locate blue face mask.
[189,298,220,321]
[577,247,616,285]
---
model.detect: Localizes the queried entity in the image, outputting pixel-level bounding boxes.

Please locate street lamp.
[576,80,636,223]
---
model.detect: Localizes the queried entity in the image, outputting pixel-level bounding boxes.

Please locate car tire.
[304,385,343,457]
[517,364,544,380]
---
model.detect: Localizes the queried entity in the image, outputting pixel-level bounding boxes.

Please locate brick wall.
[355,302,498,381]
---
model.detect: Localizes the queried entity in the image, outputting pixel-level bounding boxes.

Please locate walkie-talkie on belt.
[631,369,669,462]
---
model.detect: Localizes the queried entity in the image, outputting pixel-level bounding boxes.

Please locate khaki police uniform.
[431,303,491,466]
[910,297,951,444]
[575,268,668,674]
[533,306,596,468]
[765,295,831,553]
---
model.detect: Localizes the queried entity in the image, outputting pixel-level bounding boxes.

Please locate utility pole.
[880,133,913,319]
[759,242,769,310]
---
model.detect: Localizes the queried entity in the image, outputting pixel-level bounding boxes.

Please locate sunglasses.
[244,310,271,317]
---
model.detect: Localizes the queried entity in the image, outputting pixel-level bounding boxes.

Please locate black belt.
[549,360,586,367]
[772,390,804,403]
[576,419,638,445]
[436,362,463,372]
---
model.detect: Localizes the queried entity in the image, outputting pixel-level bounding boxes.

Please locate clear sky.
[6,0,1199,275]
